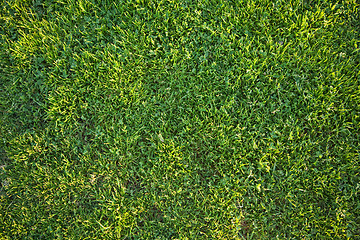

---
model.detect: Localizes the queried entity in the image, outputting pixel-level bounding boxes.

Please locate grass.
[0,0,359,239]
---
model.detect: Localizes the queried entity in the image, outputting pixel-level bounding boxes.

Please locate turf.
[0,0,359,239]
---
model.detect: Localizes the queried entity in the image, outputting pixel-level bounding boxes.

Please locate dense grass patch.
[1,0,359,239]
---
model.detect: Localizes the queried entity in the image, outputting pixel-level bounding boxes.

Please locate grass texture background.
[0,0,359,239]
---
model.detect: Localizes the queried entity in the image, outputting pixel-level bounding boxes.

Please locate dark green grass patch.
[1,0,359,239]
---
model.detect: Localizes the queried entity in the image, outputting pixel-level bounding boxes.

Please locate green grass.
[0,0,359,239]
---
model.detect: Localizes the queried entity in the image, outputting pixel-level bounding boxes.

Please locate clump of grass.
[1,0,359,239]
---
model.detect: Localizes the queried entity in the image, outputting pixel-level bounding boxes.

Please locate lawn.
[0,0,359,239]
